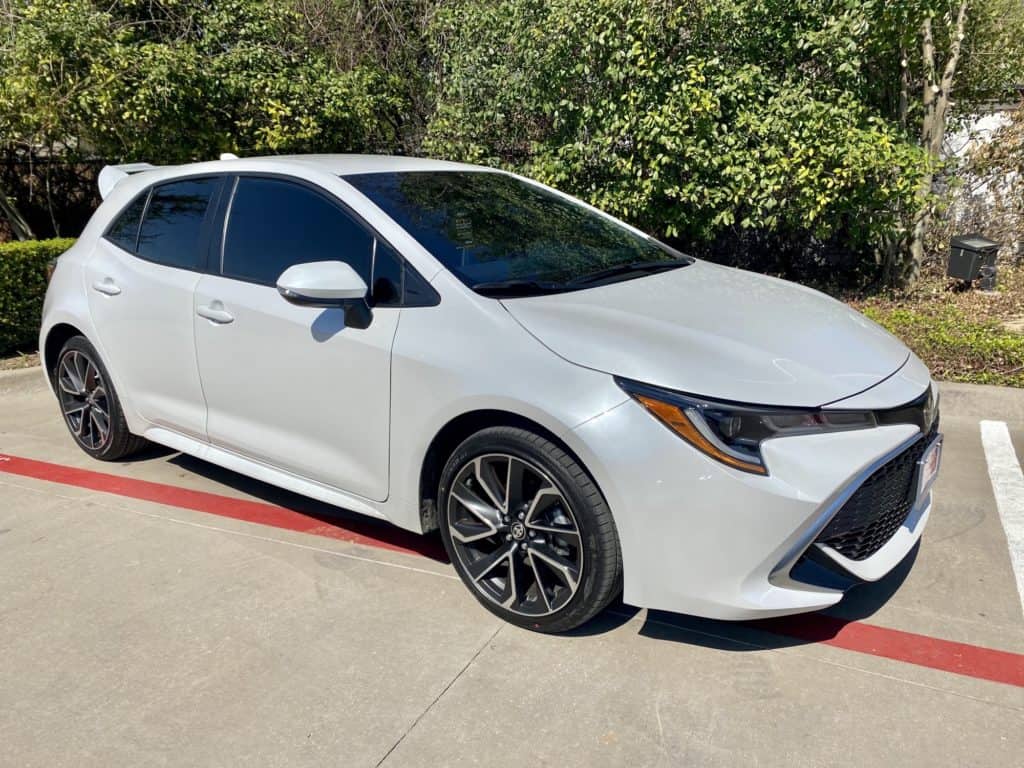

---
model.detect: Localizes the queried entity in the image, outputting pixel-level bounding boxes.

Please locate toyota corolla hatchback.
[41,154,942,632]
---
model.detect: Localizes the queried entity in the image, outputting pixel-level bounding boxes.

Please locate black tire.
[54,336,147,461]
[438,426,622,633]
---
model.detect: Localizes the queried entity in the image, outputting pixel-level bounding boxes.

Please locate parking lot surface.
[2,367,1023,767]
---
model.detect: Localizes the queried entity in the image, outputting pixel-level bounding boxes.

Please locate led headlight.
[616,378,876,475]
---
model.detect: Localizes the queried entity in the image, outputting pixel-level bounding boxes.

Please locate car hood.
[501,261,909,407]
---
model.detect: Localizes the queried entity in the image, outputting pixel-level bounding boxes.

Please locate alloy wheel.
[57,350,111,451]
[446,453,584,617]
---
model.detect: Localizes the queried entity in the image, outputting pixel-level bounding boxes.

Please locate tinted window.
[222,177,372,285]
[137,178,219,269]
[105,193,147,253]
[371,239,403,305]
[343,171,689,294]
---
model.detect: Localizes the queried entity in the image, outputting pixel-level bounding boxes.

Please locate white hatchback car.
[41,154,942,632]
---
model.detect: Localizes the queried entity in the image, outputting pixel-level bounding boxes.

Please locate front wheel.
[438,427,622,633]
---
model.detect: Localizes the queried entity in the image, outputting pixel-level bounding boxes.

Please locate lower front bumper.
[570,398,932,620]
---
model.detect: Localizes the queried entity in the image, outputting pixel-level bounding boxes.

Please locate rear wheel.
[55,336,146,460]
[439,426,621,632]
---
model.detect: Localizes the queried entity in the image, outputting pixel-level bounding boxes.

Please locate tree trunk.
[0,182,35,241]
[898,47,910,131]
[904,2,968,287]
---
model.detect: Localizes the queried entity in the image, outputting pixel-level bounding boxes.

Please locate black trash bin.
[948,234,1000,286]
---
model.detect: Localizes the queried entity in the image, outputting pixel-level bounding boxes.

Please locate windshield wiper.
[471,279,566,297]
[566,257,692,288]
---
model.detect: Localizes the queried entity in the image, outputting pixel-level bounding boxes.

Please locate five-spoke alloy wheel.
[439,427,622,632]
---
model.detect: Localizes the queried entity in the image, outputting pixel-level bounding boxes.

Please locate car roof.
[264,154,485,175]
[98,154,495,201]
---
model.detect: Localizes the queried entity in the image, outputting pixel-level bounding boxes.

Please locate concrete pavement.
[1,368,1022,767]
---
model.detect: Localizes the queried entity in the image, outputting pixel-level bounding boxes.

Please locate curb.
[0,364,45,394]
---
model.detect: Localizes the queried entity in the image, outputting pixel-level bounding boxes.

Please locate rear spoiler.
[97,163,158,200]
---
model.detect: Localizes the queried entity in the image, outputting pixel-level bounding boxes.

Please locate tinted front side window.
[105,194,147,253]
[344,171,688,294]
[137,178,219,269]
[222,177,372,285]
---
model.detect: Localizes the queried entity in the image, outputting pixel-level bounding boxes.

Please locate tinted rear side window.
[105,194,147,253]
[137,178,219,269]
[222,177,372,285]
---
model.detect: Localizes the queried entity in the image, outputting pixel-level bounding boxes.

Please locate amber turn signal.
[635,395,768,475]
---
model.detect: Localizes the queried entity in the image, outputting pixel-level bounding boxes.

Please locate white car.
[40,154,942,632]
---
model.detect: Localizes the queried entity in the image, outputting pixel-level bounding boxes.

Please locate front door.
[193,176,398,501]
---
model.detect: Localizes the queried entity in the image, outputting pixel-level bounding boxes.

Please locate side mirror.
[277,261,372,329]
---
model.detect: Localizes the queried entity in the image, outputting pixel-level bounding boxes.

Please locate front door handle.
[92,278,121,296]
[197,303,234,324]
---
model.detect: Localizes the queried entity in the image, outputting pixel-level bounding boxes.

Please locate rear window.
[105,194,148,253]
[136,178,219,270]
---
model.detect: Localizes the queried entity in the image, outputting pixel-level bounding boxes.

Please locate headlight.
[616,378,876,475]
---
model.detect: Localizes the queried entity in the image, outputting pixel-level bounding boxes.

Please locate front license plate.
[917,435,942,500]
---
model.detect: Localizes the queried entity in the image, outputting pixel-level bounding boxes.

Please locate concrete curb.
[0,364,45,395]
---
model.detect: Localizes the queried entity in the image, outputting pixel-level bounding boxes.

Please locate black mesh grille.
[816,426,937,561]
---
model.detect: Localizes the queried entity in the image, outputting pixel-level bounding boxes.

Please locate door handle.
[92,278,121,296]
[197,303,234,324]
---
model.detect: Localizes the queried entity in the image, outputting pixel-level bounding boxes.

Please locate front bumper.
[571,397,936,620]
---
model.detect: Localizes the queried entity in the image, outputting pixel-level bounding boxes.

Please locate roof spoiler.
[97,163,158,200]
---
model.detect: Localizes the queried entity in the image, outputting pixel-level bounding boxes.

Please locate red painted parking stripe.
[2,451,1022,687]
[755,614,1024,688]
[0,452,444,560]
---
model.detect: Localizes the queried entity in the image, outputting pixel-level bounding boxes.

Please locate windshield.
[343,171,691,296]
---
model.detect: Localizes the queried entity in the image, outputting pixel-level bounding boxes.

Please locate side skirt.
[142,426,389,521]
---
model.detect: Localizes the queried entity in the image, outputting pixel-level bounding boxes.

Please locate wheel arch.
[417,408,601,533]
[42,322,87,389]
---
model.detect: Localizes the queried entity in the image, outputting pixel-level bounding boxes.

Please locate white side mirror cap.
[276,261,368,306]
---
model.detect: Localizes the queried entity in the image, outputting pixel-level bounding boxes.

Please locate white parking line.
[980,420,1024,616]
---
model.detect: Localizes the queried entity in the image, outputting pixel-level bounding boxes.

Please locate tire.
[438,426,622,633]
[54,336,147,461]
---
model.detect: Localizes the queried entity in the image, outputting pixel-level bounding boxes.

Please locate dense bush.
[0,0,406,164]
[0,238,74,354]
[424,0,929,284]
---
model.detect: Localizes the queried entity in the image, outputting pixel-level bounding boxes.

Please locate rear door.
[85,177,223,439]
[193,175,400,501]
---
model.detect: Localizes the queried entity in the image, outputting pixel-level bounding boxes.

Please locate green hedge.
[0,238,76,355]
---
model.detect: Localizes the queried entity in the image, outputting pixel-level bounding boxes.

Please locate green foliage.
[425,0,927,270]
[0,238,75,354]
[0,0,406,162]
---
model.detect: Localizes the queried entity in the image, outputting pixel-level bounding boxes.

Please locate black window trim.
[101,175,227,273]
[216,171,439,308]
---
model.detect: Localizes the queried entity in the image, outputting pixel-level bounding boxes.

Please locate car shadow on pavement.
[165,453,450,563]
[626,544,920,651]
[125,448,921,645]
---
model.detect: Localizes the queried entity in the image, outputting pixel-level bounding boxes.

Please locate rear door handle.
[197,303,234,324]
[92,279,121,296]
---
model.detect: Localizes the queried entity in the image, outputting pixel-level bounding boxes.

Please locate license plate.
[917,435,942,500]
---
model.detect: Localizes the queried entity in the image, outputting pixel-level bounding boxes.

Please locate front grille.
[816,426,937,561]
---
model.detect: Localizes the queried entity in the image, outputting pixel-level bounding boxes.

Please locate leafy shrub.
[0,238,75,354]
[425,0,927,284]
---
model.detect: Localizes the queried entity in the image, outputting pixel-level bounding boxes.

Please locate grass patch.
[845,263,1024,388]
